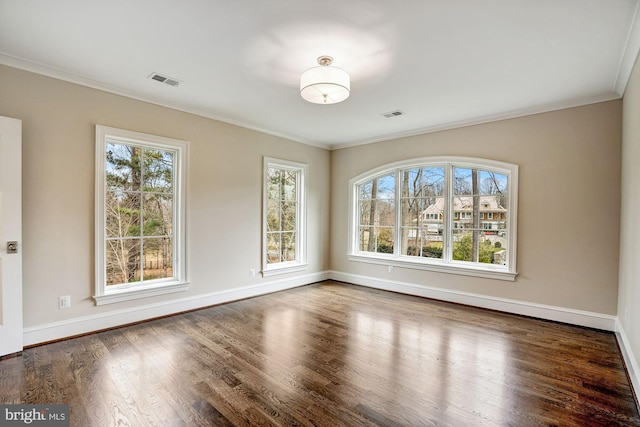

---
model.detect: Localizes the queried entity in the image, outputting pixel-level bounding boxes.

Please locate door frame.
[0,116,23,357]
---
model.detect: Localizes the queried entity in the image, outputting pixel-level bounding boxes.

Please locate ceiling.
[1,1,639,150]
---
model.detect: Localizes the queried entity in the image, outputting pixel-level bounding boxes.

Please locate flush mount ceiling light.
[300,56,350,104]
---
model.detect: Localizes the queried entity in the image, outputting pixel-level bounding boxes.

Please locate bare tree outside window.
[105,142,174,286]
[358,173,395,254]
[400,167,445,258]
[262,158,307,276]
[453,168,508,264]
[266,167,298,264]
[350,158,516,279]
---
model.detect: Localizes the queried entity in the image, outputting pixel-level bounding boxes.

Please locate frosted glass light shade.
[300,65,350,104]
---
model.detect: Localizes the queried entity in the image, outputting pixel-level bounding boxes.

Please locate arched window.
[349,157,518,281]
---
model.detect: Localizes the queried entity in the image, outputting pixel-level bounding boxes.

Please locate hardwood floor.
[1,280,638,426]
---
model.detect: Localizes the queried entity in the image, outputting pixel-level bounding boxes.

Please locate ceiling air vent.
[148,72,181,87]
[382,110,404,118]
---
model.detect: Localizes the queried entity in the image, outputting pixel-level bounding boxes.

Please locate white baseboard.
[328,271,617,331]
[24,270,618,345]
[616,318,640,402]
[23,271,329,346]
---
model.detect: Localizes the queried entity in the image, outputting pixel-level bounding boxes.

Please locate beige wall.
[0,65,331,328]
[330,101,622,314]
[0,62,625,335]
[619,56,640,365]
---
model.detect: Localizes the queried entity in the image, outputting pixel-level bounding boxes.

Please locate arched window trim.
[348,156,518,281]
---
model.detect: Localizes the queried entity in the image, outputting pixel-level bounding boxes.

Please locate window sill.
[93,281,190,306]
[348,254,517,281]
[262,263,308,278]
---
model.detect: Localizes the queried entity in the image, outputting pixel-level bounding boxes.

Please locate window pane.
[375,227,394,253]
[359,181,373,199]
[265,164,301,267]
[266,199,280,232]
[403,227,421,256]
[266,232,280,263]
[266,231,297,264]
[402,228,444,259]
[453,196,479,229]
[351,159,514,275]
[452,230,474,262]
[452,229,506,264]
[282,232,296,261]
[280,201,297,231]
[358,227,369,251]
[453,167,475,195]
[400,167,445,258]
[142,237,173,280]
[359,226,394,253]
[143,194,173,237]
[376,199,395,227]
[489,232,508,265]
[106,190,140,238]
[376,173,395,196]
[479,170,508,195]
[282,170,297,201]
[403,194,444,259]
[267,169,281,199]
[143,149,173,193]
[402,167,445,198]
[106,239,141,286]
[358,172,396,255]
[478,195,508,232]
[359,200,372,225]
[267,168,298,202]
[477,234,504,264]
[423,167,445,196]
[106,143,142,191]
[97,126,187,298]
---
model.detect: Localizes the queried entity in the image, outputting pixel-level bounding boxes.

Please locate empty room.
[1,1,640,426]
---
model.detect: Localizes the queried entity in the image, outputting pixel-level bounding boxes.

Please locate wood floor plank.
[1,280,639,426]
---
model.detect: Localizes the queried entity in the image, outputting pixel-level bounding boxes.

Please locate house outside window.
[94,125,189,305]
[262,158,308,276]
[349,157,518,281]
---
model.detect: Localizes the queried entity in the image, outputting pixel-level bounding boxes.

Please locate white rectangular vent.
[148,72,181,87]
[382,110,405,118]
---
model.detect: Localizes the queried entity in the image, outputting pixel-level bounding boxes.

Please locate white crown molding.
[23,271,330,346]
[328,93,622,150]
[614,0,640,95]
[0,53,626,153]
[328,271,616,331]
[0,53,330,150]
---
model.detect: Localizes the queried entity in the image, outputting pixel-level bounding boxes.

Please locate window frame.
[262,157,308,277]
[348,156,518,281]
[94,125,189,305]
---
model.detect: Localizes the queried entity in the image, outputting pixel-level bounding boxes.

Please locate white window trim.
[262,157,308,277]
[94,125,189,305]
[348,156,518,281]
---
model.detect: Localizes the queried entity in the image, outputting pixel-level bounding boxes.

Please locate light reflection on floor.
[258,296,513,423]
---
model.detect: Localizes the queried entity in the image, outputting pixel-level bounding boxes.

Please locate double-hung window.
[349,157,518,280]
[262,158,308,276]
[94,125,189,305]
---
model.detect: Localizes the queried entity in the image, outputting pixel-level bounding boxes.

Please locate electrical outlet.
[250,268,256,277]
[388,265,394,273]
[59,295,71,309]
